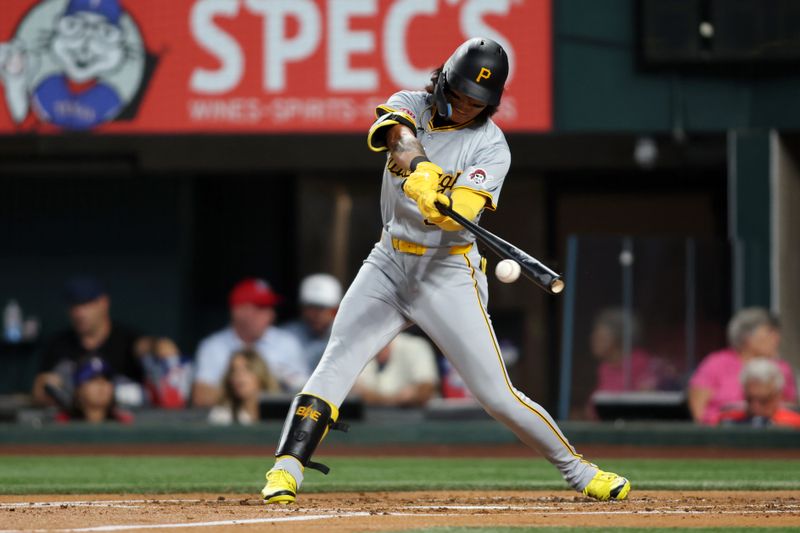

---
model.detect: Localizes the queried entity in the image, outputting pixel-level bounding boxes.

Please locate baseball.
[495,259,521,283]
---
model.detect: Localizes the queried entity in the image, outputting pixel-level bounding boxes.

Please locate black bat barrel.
[435,201,564,295]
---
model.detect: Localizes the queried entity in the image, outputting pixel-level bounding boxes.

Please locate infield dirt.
[2,490,799,532]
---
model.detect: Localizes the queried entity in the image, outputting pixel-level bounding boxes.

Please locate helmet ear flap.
[433,71,452,119]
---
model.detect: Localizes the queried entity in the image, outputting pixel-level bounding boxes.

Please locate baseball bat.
[435,201,565,295]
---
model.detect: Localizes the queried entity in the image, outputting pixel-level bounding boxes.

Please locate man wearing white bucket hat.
[284,274,343,370]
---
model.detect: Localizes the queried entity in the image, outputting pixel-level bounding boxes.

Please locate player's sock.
[274,455,304,488]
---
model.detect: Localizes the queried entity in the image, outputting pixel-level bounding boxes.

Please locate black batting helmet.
[434,38,509,118]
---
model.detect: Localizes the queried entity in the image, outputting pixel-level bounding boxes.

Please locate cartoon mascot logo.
[0,0,153,130]
[468,168,487,185]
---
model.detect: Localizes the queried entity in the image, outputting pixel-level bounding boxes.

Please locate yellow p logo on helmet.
[476,67,492,83]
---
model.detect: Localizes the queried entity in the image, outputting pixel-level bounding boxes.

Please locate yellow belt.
[391,237,472,256]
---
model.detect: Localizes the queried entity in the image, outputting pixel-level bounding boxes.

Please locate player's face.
[744,381,780,418]
[446,87,487,124]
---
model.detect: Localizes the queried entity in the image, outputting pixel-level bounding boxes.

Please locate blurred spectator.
[192,278,308,407]
[283,273,343,369]
[351,333,438,407]
[208,348,281,425]
[32,277,143,406]
[688,307,797,425]
[589,308,675,394]
[136,337,192,409]
[54,357,133,424]
[719,358,800,429]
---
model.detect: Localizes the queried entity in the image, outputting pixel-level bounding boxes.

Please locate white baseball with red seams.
[495,259,521,283]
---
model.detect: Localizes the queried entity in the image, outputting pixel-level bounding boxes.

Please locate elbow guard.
[367,108,417,152]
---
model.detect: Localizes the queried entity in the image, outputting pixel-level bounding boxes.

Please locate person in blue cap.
[54,356,133,423]
[32,276,143,406]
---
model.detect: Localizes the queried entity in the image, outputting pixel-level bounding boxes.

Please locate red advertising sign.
[0,0,551,133]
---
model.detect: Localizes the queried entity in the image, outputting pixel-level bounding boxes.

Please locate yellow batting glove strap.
[415,161,443,176]
[433,188,487,231]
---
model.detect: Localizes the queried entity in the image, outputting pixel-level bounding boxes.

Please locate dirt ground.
[2,490,799,532]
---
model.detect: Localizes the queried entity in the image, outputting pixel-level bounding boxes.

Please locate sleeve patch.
[467,168,488,185]
[398,107,416,120]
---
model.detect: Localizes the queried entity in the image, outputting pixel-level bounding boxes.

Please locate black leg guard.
[275,393,348,474]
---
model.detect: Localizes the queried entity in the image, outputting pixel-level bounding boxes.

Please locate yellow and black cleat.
[261,470,297,505]
[582,470,631,501]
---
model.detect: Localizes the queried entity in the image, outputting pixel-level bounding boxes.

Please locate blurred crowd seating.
[1,269,797,429]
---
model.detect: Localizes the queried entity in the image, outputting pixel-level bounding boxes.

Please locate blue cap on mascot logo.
[65,0,122,25]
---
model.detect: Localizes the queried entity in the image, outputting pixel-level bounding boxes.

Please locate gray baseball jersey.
[375,90,510,247]
[289,91,599,492]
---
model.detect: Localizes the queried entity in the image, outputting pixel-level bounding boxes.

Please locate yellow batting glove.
[417,190,451,223]
[402,161,443,202]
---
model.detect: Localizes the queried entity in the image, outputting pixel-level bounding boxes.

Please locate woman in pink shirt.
[688,308,797,425]
[585,309,680,419]
[590,309,663,393]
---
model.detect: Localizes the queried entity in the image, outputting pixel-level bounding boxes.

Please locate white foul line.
[0,513,370,533]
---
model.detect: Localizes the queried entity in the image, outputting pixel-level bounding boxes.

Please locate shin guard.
[274,393,348,474]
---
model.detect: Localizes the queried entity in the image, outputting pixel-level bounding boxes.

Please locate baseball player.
[261,38,631,504]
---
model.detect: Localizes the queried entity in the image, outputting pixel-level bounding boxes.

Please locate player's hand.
[402,161,443,201]
[417,190,451,223]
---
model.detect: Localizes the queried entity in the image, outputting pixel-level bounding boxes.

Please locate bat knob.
[550,279,565,294]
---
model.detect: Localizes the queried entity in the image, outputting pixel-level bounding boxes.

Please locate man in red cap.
[192,278,308,407]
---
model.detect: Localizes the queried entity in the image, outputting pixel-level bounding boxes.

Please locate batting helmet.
[434,38,509,119]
